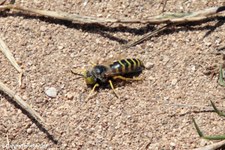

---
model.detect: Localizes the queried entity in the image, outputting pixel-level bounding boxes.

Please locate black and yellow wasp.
[72,58,145,100]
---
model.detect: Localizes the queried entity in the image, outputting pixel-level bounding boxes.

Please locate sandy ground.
[0,0,225,149]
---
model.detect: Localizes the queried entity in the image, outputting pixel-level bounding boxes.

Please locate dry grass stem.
[0,37,22,73]
[123,24,170,48]
[0,81,46,128]
[193,140,225,150]
[1,5,223,48]
[0,5,223,24]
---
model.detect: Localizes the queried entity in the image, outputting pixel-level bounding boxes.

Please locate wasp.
[72,58,145,100]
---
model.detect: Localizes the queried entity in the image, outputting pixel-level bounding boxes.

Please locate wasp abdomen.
[110,58,144,74]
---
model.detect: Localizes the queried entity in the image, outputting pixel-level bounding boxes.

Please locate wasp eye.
[86,71,92,77]
[95,68,101,74]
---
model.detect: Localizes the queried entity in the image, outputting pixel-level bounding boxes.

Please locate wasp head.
[82,70,97,85]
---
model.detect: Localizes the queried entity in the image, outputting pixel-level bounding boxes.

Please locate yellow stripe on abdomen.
[118,60,126,73]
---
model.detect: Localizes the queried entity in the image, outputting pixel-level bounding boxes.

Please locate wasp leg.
[85,83,99,101]
[108,80,119,98]
[113,75,142,81]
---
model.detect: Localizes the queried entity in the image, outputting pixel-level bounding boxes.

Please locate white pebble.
[170,142,176,147]
[27,128,32,134]
[171,79,178,86]
[200,139,208,146]
[191,65,196,72]
[40,25,47,32]
[44,87,57,98]
[58,45,64,50]
[145,62,154,70]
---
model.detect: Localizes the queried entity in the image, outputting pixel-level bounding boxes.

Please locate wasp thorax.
[92,65,108,82]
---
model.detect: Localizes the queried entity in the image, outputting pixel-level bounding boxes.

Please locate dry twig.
[123,24,170,48]
[161,0,168,13]
[0,5,224,24]
[0,81,58,143]
[0,37,23,85]
[193,140,225,150]
[0,37,22,73]
[0,5,224,48]
[0,81,46,127]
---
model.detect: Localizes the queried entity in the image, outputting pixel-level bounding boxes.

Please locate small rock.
[204,42,212,47]
[191,65,196,72]
[22,95,28,100]
[27,128,32,134]
[145,62,154,70]
[149,143,159,149]
[58,45,64,50]
[44,87,57,98]
[148,76,155,81]
[170,142,176,147]
[200,139,208,146]
[164,96,169,101]
[97,14,103,17]
[171,79,178,86]
[62,143,67,149]
[65,92,74,100]
[40,25,47,32]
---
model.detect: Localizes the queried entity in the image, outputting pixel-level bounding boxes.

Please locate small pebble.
[204,42,212,47]
[40,25,47,32]
[170,142,176,147]
[171,79,178,86]
[149,143,159,149]
[191,65,196,72]
[145,62,154,70]
[58,45,64,50]
[148,76,155,81]
[65,92,74,100]
[44,87,57,98]
[200,139,208,146]
[164,96,169,101]
[22,95,28,100]
[27,128,32,134]
[62,143,68,149]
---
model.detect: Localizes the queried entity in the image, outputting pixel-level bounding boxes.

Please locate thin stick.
[193,140,225,150]
[165,102,214,109]
[161,0,168,13]
[0,81,46,128]
[0,37,23,86]
[123,24,169,48]
[0,37,22,73]
[0,5,224,24]
[6,133,9,146]
[0,0,6,5]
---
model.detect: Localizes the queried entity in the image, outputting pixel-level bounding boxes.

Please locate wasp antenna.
[71,69,85,77]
